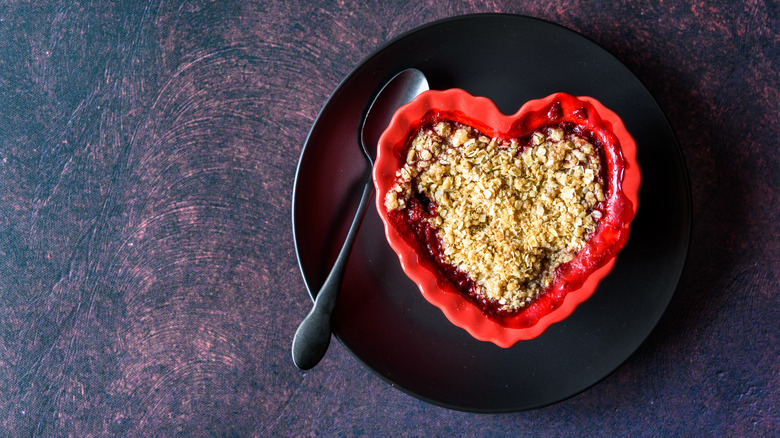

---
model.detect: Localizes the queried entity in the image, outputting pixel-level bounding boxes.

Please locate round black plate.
[292,14,691,412]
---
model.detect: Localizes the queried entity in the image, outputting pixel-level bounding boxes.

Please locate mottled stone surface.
[0,1,776,436]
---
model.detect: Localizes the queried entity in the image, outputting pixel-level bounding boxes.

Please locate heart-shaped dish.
[373,89,640,347]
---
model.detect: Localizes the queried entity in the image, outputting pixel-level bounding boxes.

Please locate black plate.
[292,14,690,412]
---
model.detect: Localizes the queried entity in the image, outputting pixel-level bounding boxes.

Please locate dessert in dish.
[373,89,640,345]
[384,122,605,314]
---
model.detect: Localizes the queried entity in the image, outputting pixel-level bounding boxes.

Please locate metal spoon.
[292,68,429,370]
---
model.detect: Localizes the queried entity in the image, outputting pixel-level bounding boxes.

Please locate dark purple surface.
[0,1,776,436]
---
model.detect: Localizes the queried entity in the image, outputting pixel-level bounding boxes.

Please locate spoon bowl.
[291,69,429,370]
[361,69,430,164]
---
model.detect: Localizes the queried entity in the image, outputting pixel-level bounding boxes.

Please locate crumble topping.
[385,121,605,311]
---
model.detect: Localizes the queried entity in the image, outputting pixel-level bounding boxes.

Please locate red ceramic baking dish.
[373,89,640,347]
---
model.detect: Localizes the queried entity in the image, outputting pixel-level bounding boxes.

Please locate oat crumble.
[385,121,605,311]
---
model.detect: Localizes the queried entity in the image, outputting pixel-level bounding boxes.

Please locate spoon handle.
[292,177,374,370]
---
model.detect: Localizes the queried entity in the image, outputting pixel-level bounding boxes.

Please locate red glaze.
[373,90,641,347]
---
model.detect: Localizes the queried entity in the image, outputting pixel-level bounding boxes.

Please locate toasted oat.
[386,121,605,311]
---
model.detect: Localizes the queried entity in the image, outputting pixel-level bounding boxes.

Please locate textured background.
[0,1,777,436]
